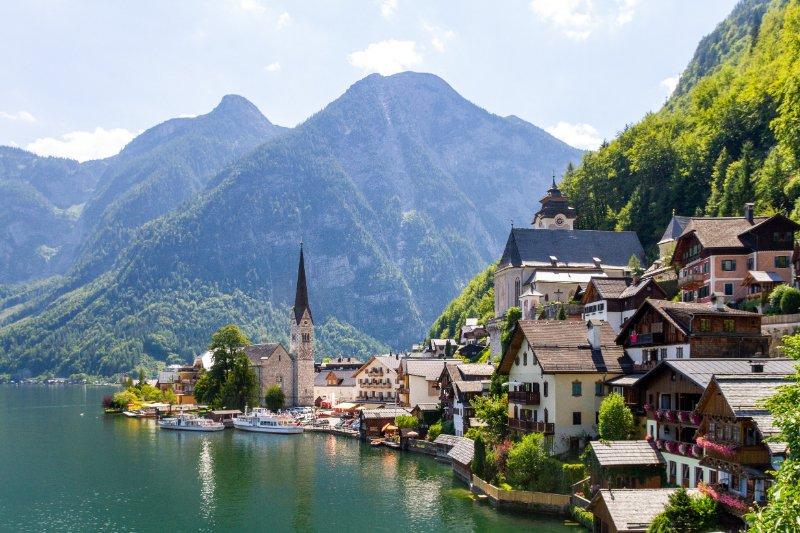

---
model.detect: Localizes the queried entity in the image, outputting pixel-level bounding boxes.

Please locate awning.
[335,402,357,410]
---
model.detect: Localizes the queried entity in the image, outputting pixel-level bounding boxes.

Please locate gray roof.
[447,437,475,466]
[373,355,402,371]
[658,215,690,244]
[499,228,644,269]
[243,343,286,366]
[404,359,459,381]
[605,374,647,387]
[746,271,784,283]
[433,434,461,447]
[767,442,788,456]
[590,440,664,467]
[589,277,631,299]
[712,376,789,435]
[640,359,796,389]
[413,403,440,412]
[360,408,411,419]
[453,380,490,395]
[589,489,697,532]
[457,363,495,379]
[314,369,356,387]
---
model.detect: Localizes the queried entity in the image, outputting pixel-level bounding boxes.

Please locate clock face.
[555,215,565,226]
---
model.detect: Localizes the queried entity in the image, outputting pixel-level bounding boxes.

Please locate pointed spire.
[293,243,312,324]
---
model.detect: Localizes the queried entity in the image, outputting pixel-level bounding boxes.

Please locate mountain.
[0,147,108,283]
[561,0,797,253]
[0,72,581,376]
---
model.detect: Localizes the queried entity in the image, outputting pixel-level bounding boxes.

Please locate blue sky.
[0,0,738,161]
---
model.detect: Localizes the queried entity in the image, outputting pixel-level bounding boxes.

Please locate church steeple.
[532,176,576,229]
[293,243,312,324]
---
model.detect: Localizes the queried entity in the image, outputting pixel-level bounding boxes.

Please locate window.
[723,319,735,332]
[702,261,710,273]
[595,411,600,424]
[721,259,736,271]
[676,347,684,359]
[595,381,604,396]
[514,279,521,306]
[709,470,718,484]
[747,257,754,270]
[543,382,549,397]
[523,352,527,366]
[775,256,790,268]
[669,461,677,484]
[682,464,691,487]
[660,394,671,410]
[515,355,519,366]
[659,348,668,361]
[544,408,549,423]
[695,467,704,486]
[773,231,792,243]
[724,283,733,296]
[699,319,711,332]
[572,411,582,425]
[572,381,582,397]
[698,285,710,298]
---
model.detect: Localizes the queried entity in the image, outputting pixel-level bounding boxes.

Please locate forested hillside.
[562,0,800,253]
[428,263,495,340]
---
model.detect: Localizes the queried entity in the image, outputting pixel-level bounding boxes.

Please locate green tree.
[195,324,251,405]
[137,368,147,387]
[627,254,643,276]
[473,435,487,479]
[557,304,567,320]
[769,284,795,309]
[162,388,177,405]
[471,394,508,443]
[395,414,418,429]
[598,392,635,440]
[218,351,259,410]
[780,287,800,314]
[264,384,286,411]
[706,147,731,215]
[648,488,718,532]
[501,306,521,357]
[427,421,442,441]
[505,432,563,492]
[747,333,800,531]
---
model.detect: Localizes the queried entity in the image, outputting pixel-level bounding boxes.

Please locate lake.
[0,385,577,532]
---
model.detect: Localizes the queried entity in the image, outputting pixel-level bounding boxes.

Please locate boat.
[370,438,383,447]
[233,407,304,434]
[157,413,224,432]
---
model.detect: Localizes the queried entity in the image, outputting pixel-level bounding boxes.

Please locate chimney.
[587,321,601,350]
[749,360,764,373]
[709,293,726,311]
[744,202,754,224]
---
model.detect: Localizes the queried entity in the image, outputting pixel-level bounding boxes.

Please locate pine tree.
[706,148,731,215]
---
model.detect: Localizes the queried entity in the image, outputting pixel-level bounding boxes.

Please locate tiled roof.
[589,277,631,299]
[447,437,475,466]
[453,380,489,394]
[658,215,691,244]
[605,373,647,387]
[314,369,356,387]
[433,434,461,447]
[590,440,664,467]
[714,376,790,416]
[404,359,460,381]
[640,359,796,389]
[413,403,440,411]
[589,489,697,532]
[457,363,494,379]
[744,271,784,284]
[619,277,661,299]
[500,320,630,374]
[679,216,770,249]
[360,408,410,419]
[499,228,644,269]
[243,343,285,366]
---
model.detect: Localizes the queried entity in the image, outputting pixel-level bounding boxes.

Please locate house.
[671,204,800,303]
[439,363,494,436]
[585,440,664,489]
[313,369,356,406]
[642,213,690,283]
[588,488,698,533]
[490,180,644,356]
[424,339,458,358]
[358,407,411,441]
[693,373,792,516]
[315,357,363,373]
[460,318,488,344]
[397,358,459,408]
[432,434,475,483]
[615,297,768,368]
[635,358,795,490]
[581,276,667,332]
[352,355,401,405]
[498,320,632,455]
[156,360,203,404]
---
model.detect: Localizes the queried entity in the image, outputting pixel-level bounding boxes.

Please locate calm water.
[0,386,576,532]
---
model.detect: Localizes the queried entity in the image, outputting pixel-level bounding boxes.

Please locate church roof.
[243,343,289,366]
[499,228,644,269]
[657,215,691,244]
[293,244,312,324]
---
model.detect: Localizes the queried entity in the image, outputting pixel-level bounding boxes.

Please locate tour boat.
[233,407,304,434]
[158,413,224,432]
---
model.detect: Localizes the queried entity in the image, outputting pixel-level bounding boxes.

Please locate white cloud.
[661,75,679,95]
[277,11,292,29]
[546,122,603,150]
[237,0,266,14]
[530,0,640,40]
[0,110,36,123]
[26,127,137,162]
[347,39,422,75]
[380,0,397,19]
[265,62,281,72]
[423,23,455,52]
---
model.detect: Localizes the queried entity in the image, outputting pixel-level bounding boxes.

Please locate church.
[243,244,315,407]
[489,180,644,355]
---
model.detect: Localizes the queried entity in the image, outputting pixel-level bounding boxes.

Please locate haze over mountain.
[0,72,580,376]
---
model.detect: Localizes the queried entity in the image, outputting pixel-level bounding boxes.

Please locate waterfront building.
[615,297,768,368]
[692,373,792,517]
[433,434,475,483]
[634,358,794,490]
[489,180,644,356]
[588,488,698,533]
[358,407,411,441]
[397,358,459,408]
[156,359,203,404]
[581,276,666,332]
[671,203,799,304]
[498,320,631,454]
[243,343,295,406]
[313,369,356,407]
[438,362,494,436]
[352,355,401,405]
[585,440,664,489]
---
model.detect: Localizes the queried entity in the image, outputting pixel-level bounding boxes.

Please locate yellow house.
[498,320,632,455]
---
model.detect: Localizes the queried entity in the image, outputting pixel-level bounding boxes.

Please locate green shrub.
[781,288,800,314]
[770,285,795,309]
[441,420,455,435]
[395,414,418,429]
[427,421,442,441]
[571,506,594,529]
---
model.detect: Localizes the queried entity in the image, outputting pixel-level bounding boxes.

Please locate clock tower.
[531,178,576,230]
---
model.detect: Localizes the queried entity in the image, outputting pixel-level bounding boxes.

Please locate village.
[110,181,800,533]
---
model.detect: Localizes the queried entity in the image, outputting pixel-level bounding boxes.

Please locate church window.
[514,279,521,306]
[515,355,520,366]
[302,333,310,343]
[523,352,527,366]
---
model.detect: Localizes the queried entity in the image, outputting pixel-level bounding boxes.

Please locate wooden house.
[357,407,411,441]
[588,488,697,533]
[581,276,666,332]
[585,440,664,490]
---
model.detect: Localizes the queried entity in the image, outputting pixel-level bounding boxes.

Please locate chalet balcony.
[628,332,664,346]
[644,406,702,426]
[698,439,770,466]
[508,390,541,405]
[508,418,554,434]
[678,272,706,289]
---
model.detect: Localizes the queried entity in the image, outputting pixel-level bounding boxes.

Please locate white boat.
[158,413,224,432]
[233,407,304,434]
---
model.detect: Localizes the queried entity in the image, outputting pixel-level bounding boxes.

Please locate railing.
[628,332,663,346]
[508,418,554,434]
[678,272,706,289]
[508,390,540,405]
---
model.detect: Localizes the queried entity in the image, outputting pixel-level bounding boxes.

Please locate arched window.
[544,408,549,423]
[514,279,521,306]
[523,352,527,366]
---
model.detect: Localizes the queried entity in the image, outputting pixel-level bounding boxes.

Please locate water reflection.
[198,439,215,523]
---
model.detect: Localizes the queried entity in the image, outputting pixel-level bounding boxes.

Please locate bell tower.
[290,243,315,406]
[532,177,576,230]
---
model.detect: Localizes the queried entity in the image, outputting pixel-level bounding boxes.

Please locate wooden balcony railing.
[678,272,706,289]
[508,418,554,434]
[508,390,541,405]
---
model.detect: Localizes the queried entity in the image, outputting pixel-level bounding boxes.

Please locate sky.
[0,0,739,161]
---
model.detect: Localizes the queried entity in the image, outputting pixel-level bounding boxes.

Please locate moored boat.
[158,413,224,432]
[233,407,303,434]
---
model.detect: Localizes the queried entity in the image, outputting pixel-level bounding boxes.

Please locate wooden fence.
[471,475,571,515]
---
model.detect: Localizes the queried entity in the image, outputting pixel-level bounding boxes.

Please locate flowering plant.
[691,444,703,458]
[665,410,677,423]
[678,443,689,456]
[665,440,678,453]
[690,413,702,426]
[678,411,690,423]
[698,483,749,513]
[656,439,664,450]
[645,434,653,442]
[655,410,665,421]
[643,403,653,413]
[696,435,735,458]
